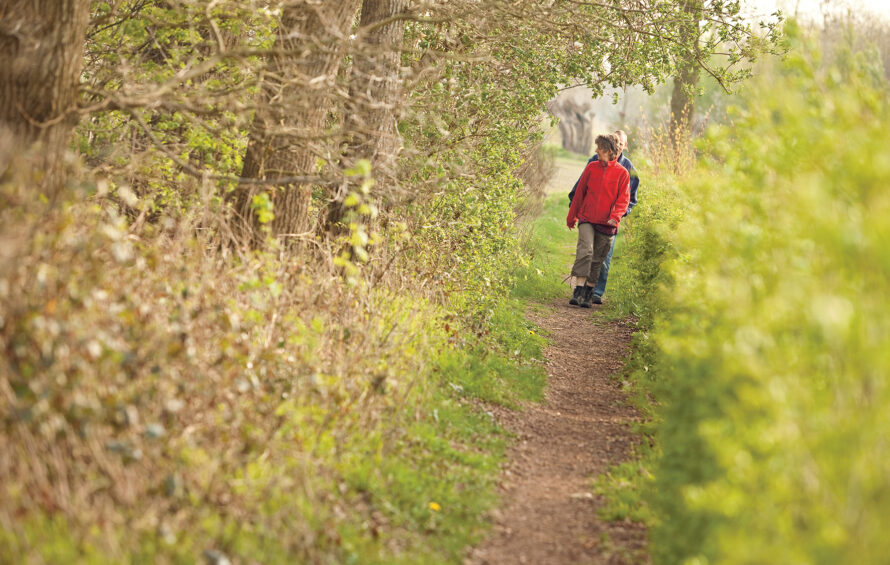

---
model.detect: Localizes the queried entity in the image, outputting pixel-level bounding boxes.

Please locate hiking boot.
[569,285,584,306]
[579,286,595,308]
[591,293,603,305]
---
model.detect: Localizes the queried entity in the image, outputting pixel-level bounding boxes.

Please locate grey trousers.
[571,223,615,284]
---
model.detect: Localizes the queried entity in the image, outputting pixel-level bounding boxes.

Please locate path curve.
[467,299,647,565]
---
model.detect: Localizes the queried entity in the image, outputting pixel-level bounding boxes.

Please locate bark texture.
[326,0,408,231]
[669,0,703,152]
[347,0,407,173]
[0,0,90,196]
[231,1,361,242]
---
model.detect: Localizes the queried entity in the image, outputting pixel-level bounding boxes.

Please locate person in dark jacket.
[568,129,639,304]
[566,133,631,308]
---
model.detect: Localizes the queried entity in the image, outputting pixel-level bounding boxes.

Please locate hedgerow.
[0,146,553,563]
[610,25,890,564]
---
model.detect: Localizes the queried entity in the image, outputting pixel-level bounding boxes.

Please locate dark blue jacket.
[568,153,639,216]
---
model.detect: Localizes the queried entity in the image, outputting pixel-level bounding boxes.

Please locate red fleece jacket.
[566,158,631,228]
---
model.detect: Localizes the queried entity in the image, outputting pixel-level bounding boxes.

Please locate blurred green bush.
[617,25,890,564]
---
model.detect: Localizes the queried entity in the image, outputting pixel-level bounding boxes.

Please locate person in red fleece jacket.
[566,133,631,308]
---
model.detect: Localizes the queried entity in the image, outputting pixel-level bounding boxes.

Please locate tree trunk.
[326,0,408,232]
[348,0,407,170]
[230,1,361,243]
[548,97,594,156]
[669,62,700,147]
[0,0,90,198]
[669,0,703,152]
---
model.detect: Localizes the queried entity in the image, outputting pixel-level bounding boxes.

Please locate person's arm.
[567,163,593,228]
[610,170,631,224]
[624,163,639,216]
[568,155,598,205]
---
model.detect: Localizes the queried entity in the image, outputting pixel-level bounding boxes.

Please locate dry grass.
[0,132,554,561]
[0,154,456,561]
[635,108,701,178]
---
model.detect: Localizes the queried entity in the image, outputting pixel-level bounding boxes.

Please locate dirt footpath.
[467,300,648,565]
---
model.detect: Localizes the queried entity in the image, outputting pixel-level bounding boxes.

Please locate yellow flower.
[428,502,441,512]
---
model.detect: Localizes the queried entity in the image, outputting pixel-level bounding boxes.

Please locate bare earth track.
[467,299,648,565]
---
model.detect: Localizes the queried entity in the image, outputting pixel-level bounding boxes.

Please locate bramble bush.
[611,26,890,564]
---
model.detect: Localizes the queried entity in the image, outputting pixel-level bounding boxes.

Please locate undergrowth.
[0,157,550,564]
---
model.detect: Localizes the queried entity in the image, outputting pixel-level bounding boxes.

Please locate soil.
[466,299,648,565]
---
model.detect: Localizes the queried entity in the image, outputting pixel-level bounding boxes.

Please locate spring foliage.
[0,1,783,561]
[0,3,566,562]
[613,26,890,564]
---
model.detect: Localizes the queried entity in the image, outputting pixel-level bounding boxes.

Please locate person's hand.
[566,216,576,229]
[606,218,617,227]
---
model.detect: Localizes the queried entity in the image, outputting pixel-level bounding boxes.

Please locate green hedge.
[624,29,890,564]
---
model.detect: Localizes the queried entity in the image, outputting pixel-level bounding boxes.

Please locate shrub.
[633,26,890,565]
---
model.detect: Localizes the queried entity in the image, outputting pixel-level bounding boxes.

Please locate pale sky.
[744,0,890,22]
